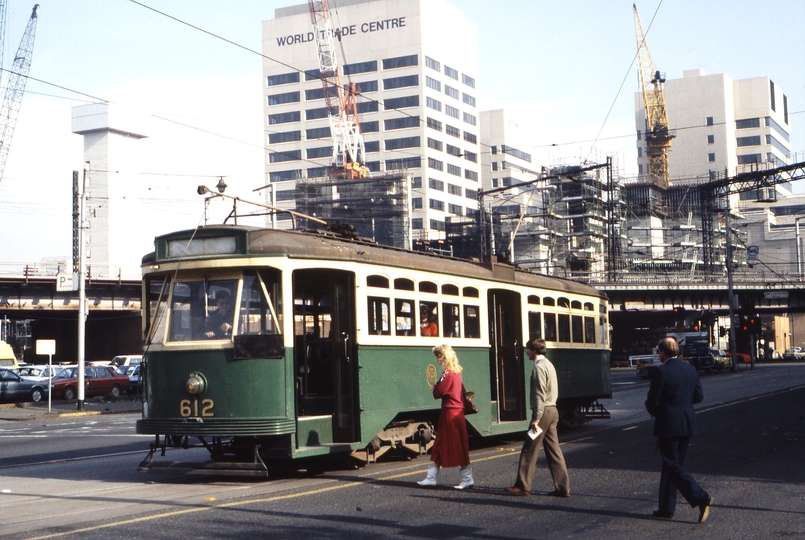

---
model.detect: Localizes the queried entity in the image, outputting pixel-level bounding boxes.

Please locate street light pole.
[77,162,89,410]
[725,203,738,373]
[795,217,804,280]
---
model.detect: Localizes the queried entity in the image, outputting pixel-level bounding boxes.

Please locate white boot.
[454,466,474,490]
[417,464,439,486]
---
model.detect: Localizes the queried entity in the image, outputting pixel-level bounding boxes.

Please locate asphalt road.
[1,364,804,539]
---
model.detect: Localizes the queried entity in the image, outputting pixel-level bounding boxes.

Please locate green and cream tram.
[136,225,611,475]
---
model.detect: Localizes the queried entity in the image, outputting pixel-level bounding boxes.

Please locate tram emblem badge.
[426,364,437,390]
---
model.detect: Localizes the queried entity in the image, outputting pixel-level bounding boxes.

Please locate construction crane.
[633,3,673,188]
[0,4,39,184]
[307,0,368,179]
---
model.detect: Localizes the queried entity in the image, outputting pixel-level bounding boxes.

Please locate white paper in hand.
[527,426,543,440]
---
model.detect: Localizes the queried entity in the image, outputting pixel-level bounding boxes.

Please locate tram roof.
[146,225,605,300]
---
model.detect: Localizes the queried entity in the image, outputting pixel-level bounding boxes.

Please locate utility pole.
[725,203,738,373]
[77,161,88,410]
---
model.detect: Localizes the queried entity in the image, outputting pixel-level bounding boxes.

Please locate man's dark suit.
[645,357,710,516]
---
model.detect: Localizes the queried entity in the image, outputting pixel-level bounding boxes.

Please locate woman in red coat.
[417,344,474,489]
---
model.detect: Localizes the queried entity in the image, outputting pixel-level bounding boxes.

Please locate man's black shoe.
[652,510,674,519]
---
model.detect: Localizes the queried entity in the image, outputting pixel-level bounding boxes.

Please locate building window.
[447,164,461,177]
[637,130,641,140]
[464,151,477,163]
[461,74,475,88]
[462,93,476,107]
[343,60,377,75]
[637,147,642,157]
[429,198,444,211]
[427,137,443,151]
[446,125,460,138]
[267,91,301,106]
[357,101,379,114]
[707,134,715,144]
[448,183,461,196]
[428,158,444,171]
[463,112,477,126]
[355,80,378,93]
[412,197,422,209]
[706,116,714,126]
[465,188,477,199]
[275,189,296,201]
[427,117,442,131]
[305,87,339,101]
[426,96,442,112]
[305,68,321,81]
[491,162,498,171]
[444,85,459,99]
[445,104,460,119]
[364,140,380,153]
[270,169,301,182]
[770,80,776,111]
[270,149,301,163]
[465,169,478,182]
[446,144,461,157]
[426,76,441,91]
[306,146,331,159]
[736,118,760,129]
[444,65,458,80]
[385,95,419,110]
[306,126,331,139]
[383,54,418,70]
[268,111,300,125]
[425,56,440,72]
[491,145,498,155]
[708,153,716,162]
[737,136,761,147]
[306,107,335,120]
[738,154,761,165]
[448,203,463,216]
[412,176,422,188]
[361,121,379,133]
[463,131,477,144]
[502,144,532,162]
[386,157,421,170]
[412,218,423,229]
[386,136,421,150]
[430,219,445,231]
[383,74,419,90]
[269,130,301,144]
[429,178,444,191]
[384,116,420,130]
[307,166,327,177]
[267,72,300,86]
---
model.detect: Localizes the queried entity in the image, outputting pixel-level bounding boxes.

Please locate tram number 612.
[180,398,215,418]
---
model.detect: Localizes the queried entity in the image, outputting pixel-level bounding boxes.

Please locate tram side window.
[558,314,571,342]
[420,301,439,336]
[464,305,480,338]
[145,275,169,345]
[599,303,608,345]
[443,303,460,337]
[584,316,596,344]
[395,299,415,336]
[571,315,584,343]
[367,296,391,335]
[528,311,542,340]
[544,312,557,341]
[238,270,282,335]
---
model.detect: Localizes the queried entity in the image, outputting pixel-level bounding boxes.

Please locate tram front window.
[168,279,238,342]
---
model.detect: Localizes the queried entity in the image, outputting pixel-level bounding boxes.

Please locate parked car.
[116,365,141,394]
[710,348,732,371]
[782,348,805,361]
[51,366,131,400]
[0,367,48,402]
[110,355,142,368]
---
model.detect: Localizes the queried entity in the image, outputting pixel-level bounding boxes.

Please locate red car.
[52,365,131,400]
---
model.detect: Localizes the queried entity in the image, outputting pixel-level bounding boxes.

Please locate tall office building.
[635,69,792,181]
[262,0,480,239]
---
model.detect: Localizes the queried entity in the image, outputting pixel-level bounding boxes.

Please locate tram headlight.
[185,372,207,395]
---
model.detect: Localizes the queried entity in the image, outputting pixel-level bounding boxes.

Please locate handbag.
[462,384,479,415]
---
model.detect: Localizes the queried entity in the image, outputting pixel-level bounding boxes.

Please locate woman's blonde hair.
[433,344,462,373]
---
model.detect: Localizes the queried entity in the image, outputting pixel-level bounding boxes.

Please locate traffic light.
[748,315,761,334]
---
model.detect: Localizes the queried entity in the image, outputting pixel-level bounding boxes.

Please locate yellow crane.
[633,3,673,188]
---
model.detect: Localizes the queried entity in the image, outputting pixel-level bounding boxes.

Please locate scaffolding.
[294,172,410,249]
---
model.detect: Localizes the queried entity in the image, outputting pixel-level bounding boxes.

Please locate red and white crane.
[307,0,367,179]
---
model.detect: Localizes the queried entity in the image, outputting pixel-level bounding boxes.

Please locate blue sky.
[0,0,803,266]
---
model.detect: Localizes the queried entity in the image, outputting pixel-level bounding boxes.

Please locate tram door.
[293,269,359,443]
[488,289,525,422]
